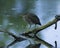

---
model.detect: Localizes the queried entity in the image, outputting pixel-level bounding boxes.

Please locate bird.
[23,13,41,28]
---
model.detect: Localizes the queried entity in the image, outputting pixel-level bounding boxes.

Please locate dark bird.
[23,13,41,27]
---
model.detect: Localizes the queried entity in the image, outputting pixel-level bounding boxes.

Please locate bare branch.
[21,15,60,48]
[21,15,60,35]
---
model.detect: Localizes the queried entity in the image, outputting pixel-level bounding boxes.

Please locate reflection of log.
[0,29,26,48]
[26,43,41,48]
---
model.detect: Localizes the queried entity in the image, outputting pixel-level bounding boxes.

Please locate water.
[0,0,60,48]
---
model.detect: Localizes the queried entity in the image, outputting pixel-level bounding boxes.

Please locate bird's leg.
[34,24,37,29]
[26,24,31,31]
[29,24,32,30]
[29,24,31,28]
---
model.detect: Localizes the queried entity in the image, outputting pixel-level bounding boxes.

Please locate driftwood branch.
[22,16,60,35]
[21,15,60,48]
[0,15,60,48]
